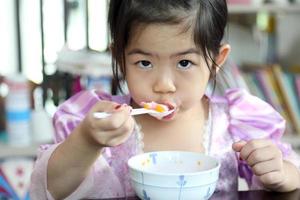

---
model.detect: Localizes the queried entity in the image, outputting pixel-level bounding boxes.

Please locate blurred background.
[0,0,300,199]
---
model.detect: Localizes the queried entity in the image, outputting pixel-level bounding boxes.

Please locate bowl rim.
[131,179,218,188]
[127,151,221,176]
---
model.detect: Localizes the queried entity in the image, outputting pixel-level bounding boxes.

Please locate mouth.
[140,101,176,111]
[139,101,177,120]
[162,112,175,120]
[159,102,177,119]
[159,102,176,110]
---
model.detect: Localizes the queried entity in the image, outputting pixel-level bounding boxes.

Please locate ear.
[215,44,231,72]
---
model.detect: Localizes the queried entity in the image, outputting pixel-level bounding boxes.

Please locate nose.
[153,72,176,94]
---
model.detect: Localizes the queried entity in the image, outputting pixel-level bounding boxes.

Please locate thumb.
[232,140,247,152]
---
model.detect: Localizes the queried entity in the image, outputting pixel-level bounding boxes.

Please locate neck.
[134,97,210,152]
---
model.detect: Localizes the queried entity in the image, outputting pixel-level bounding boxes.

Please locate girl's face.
[125,23,211,121]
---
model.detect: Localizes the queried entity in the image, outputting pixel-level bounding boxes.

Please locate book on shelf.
[272,65,300,134]
[288,65,300,101]
[256,68,288,120]
[204,61,300,134]
[253,69,277,109]
[240,64,300,135]
[296,74,300,101]
[207,59,250,96]
[242,72,266,101]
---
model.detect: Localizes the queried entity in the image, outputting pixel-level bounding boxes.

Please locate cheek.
[179,71,209,93]
[176,76,208,109]
[126,78,151,105]
[179,87,205,105]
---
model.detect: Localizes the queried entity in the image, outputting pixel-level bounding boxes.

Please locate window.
[20,0,43,83]
[88,0,108,51]
[0,0,18,75]
[0,0,109,84]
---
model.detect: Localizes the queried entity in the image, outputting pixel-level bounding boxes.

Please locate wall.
[227,13,300,67]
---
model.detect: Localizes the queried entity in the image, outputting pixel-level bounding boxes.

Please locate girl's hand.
[79,101,135,149]
[232,139,288,190]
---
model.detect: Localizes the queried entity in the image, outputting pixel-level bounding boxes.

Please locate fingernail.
[114,104,121,110]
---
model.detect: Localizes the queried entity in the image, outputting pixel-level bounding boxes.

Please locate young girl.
[30,0,300,199]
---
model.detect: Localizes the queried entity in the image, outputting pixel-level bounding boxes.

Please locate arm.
[47,102,134,199]
[233,139,300,192]
[47,122,102,199]
[225,89,300,192]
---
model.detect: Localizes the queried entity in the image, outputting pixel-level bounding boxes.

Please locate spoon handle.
[93,108,156,119]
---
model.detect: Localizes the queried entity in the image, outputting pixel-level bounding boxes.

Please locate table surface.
[100,189,300,200]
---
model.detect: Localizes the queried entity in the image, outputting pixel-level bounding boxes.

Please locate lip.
[162,107,177,120]
[158,102,176,110]
[139,101,177,120]
[140,101,176,110]
[152,101,176,120]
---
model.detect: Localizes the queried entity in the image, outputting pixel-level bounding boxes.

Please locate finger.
[232,140,247,152]
[108,128,133,147]
[252,158,282,176]
[107,114,135,138]
[99,106,132,131]
[98,116,135,146]
[247,146,282,167]
[240,139,273,161]
[259,171,284,186]
[90,104,132,131]
[90,100,120,113]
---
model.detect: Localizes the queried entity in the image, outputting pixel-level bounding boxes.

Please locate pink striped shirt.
[30,88,300,199]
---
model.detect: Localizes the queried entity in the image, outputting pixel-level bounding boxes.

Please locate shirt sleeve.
[30,90,135,199]
[225,88,300,189]
[53,90,113,143]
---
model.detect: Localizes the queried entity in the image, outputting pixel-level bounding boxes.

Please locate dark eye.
[177,60,192,69]
[138,60,152,69]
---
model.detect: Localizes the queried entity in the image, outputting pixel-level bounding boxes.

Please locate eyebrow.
[127,48,201,58]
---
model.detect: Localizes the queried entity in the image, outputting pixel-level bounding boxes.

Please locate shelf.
[0,143,39,158]
[228,4,300,14]
[56,48,112,77]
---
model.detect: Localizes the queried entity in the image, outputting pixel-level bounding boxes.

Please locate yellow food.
[154,104,166,113]
[143,104,151,110]
[143,102,168,113]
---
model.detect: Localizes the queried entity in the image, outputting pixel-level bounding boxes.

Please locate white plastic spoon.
[93,108,174,119]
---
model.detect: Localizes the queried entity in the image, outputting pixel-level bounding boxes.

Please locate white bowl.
[128,151,220,200]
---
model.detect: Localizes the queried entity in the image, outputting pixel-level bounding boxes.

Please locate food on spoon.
[141,101,169,113]
[140,101,175,120]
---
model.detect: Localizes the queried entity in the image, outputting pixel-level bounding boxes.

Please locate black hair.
[108,0,228,94]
